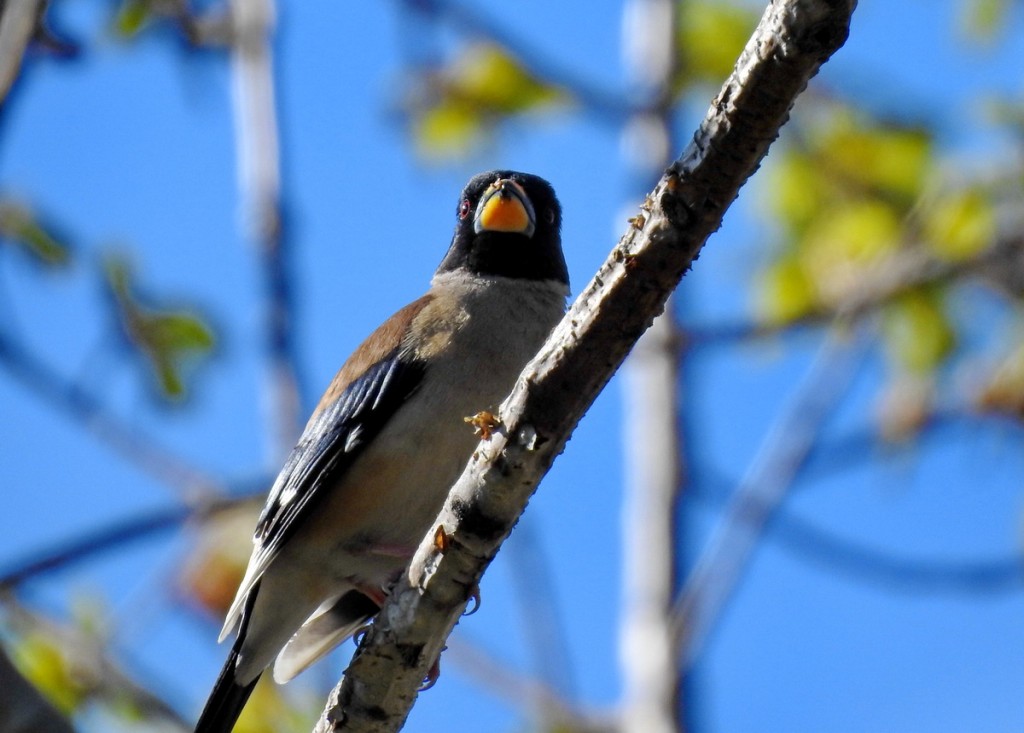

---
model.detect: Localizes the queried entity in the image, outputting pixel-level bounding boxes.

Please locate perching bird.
[195,171,569,732]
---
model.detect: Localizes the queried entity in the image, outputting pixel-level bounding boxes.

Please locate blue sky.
[2,0,1023,731]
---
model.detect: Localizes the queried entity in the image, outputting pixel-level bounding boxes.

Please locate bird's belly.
[278,274,566,590]
[285,377,501,587]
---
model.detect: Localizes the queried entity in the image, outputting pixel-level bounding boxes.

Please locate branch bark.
[618,1,683,732]
[315,1,856,731]
[0,0,43,108]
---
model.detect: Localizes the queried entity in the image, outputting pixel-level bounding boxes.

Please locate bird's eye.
[544,208,556,225]
[458,199,472,220]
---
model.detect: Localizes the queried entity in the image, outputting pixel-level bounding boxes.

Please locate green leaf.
[679,0,757,85]
[13,633,87,714]
[960,0,1008,42]
[143,312,216,353]
[411,43,564,158]
[447,43,563,114]
[922,188,996,261]
[755,255,817,324]
[414,102,485,159]
[764,149,826,234]
[805,199,903,267]
[882,290,956,374]
[0,201,70,267]
[112,0,151,37]
[821,113,933,203]
[103,254,216,401]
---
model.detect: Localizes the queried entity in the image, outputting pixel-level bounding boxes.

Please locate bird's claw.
[463,585,481,616]
[419,651,445,691]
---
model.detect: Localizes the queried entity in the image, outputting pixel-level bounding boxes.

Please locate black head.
[435,170,568,286]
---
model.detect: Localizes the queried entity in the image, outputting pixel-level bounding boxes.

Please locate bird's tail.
[273,589,380,683]
[194,645,261,733]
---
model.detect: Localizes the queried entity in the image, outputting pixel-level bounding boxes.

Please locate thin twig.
[0,493,263,591]
[0,329,220,498]
[764,506,1024,593]
[672,324,868,666]
[503,520,577,703]
[444,636,604,731]
[396,0,632,122]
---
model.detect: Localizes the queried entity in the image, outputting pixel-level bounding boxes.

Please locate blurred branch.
[0,0,42,108]
[672,324,868,667]
[504,520,577,706]
[690,408,1024,594]
[0,493,264,591]
[445,636,612,733]
[397,0,632,121]
[684,230,1024,349]
[765,504,1024,593]
[618,0,683,732]
[1,599,190,731]
[0,640,75,733]
[228,0,304,459]
[314,1,856,730]
[0,329,220,498]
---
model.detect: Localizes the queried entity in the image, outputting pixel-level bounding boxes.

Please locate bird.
[195,170,569,732]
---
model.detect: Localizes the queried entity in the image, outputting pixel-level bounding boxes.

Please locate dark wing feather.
[249,352,426,578]
[219,295,435,642]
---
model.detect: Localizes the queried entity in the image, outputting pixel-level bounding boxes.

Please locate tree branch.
[315,1,856,730]
[0,493,263,591]
[228,0,305,459]
[618,0,684,731]
[0,329,220,498]
[687,406,1024,595]
[0,0,43,109]
[672,325,866,666]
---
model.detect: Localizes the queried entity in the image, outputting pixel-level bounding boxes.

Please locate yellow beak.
[473,179,536,237]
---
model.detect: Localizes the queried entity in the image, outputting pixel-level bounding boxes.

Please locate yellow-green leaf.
[13,633,87,714]
[411,43,563,158]
[882,290,956,374]
[414,102,484,159]
[755,256,817,324]
[103,254,215,400]
[923,188,996,261]
[235,678,299,733]
[679,1,757,84]
[823,115,933,202]
[143,312,215,352]
[0,201,70,267]
[449,43,562,113]
[960,0,1008,42]
[112,0,151,37]
[802,199,903,301]
[764,150,827,234]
